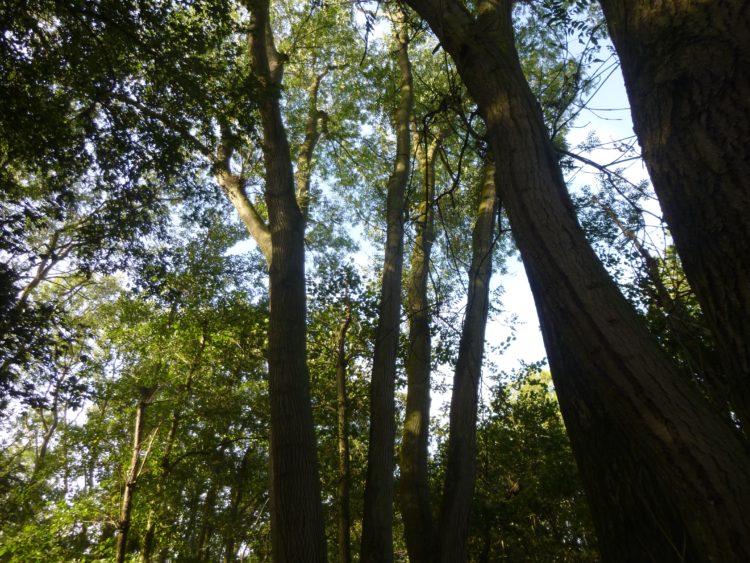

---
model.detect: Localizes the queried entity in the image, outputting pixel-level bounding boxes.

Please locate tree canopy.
[2,0,749,561]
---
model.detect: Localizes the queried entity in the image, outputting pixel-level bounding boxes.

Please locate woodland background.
[1,0,749,561]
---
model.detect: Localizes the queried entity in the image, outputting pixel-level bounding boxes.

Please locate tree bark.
[594,196,729,415]
[399,130,441,563]
[598,0,750,428]
[403,0,750,560]
[437,158,499,563]
[360,14,414,563]
[246,1,327,560]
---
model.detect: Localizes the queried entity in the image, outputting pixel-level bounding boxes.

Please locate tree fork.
[246,0,327,559]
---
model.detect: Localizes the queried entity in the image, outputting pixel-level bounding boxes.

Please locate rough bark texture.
[437,158,498,563]
[403,0,750,560]
[596,196,729,416]
[360,16,414,563]
[335,308,352,563]
[399,132,441,563]
[247,1,327,560]
[598,0,750,427]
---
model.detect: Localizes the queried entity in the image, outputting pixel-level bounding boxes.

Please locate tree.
[598,0,750,427]
[360,11,414,563]
[0,0,234,406]
[467,366,598,562]
[401,0,750,559]
[115,387,156,563]
[399,124,444,563]
[239,1,326,558]
[437,157,500,562]
[4,1,750,560]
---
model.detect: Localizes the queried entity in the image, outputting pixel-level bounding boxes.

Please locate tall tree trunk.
[594,196,728,415]
[403,0,750,560]
[598,0,750,427]
[399,130,441,563]
[245,1,326,560]
[335,305,353,563]
[116,388,154,563]
[437,158,499,562]
[360,14,414,563]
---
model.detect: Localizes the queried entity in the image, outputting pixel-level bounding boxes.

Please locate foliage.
[0,0,699,560]
[468,366,598,561]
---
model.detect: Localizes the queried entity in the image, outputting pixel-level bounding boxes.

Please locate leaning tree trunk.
[403,0,750,560]
[244,1,327,560]
[437,158,499,563]
[399,130,441,563]
[598,0,750,428]
[360,14,414,563]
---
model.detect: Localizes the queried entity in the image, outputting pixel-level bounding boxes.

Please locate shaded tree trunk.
[598,0,750,428]
[437,158,499,562]
[360,13,414,563]
[399,129,441,563]
[242,2,327,561]
[403,0,750,560]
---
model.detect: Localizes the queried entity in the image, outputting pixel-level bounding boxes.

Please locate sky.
[226,31,655,417]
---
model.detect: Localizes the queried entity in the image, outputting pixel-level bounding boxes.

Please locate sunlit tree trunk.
[403,0,750,560]
[598,0,750,428]
[437,158,499,562]
[360,13,414,563]
[399,129,441,563]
